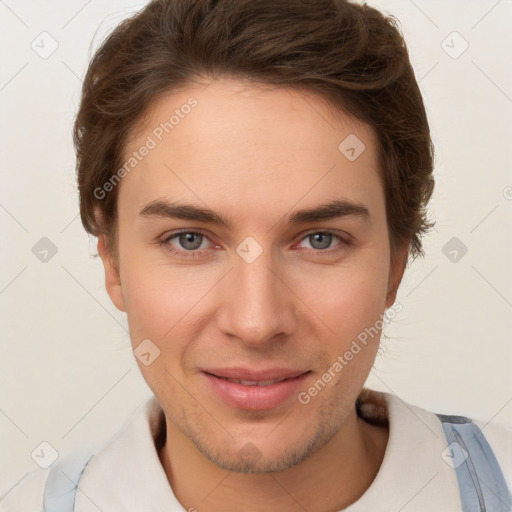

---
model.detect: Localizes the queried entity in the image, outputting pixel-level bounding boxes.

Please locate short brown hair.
[74,0,435,267]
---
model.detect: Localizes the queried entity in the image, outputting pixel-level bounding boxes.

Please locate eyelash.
[159,229,352,259]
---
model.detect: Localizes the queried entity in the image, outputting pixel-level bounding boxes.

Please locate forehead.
[118,78,384,226]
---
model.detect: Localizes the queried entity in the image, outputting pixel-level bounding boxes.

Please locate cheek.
[291,259,389,334]
[120,265,198,401]
[119,256,216,354]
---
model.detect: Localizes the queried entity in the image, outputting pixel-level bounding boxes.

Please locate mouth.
[201,368,312,411]
[213,376,291,387]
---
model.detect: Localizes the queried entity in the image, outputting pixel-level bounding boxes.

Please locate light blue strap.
[43,447,94,512]
[437,413,512,512]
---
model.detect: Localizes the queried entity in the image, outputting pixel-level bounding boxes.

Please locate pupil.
[181,233,201,249]
[312,233,331,249]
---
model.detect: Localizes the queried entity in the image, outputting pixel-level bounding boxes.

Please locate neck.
[158,408,388,512]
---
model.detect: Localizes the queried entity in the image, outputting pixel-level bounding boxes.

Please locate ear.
[97,234,126,312]
[385,242,409,309]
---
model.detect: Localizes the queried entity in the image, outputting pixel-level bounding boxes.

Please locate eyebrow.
[138,198,371,229]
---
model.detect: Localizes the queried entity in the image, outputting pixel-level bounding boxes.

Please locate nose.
[216,244,298,348]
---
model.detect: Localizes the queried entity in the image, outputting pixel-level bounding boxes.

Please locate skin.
[97,77,408,511]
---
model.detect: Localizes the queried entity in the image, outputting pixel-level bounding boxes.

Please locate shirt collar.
[76,396,184,511]
[75,388,462,511]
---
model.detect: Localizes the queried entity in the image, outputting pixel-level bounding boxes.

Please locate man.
[3,0,511,510]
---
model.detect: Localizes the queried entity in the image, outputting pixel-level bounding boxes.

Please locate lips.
[203,367,308,381]
[201,367,311,410]
[218,377,287,387]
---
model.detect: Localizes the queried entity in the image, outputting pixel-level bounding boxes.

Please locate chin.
[190,417,339,474]
[199,446,308,474]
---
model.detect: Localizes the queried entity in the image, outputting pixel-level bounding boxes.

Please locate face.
[98,78,406,473]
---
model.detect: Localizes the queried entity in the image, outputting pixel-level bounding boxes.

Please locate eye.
[296,231,351,254]
[160,230,216,258]
[159,229,352,259]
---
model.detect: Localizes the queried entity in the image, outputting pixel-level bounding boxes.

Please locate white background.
[1,0,511,497]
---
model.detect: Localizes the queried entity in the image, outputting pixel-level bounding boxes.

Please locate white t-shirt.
[2,388,511,511]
